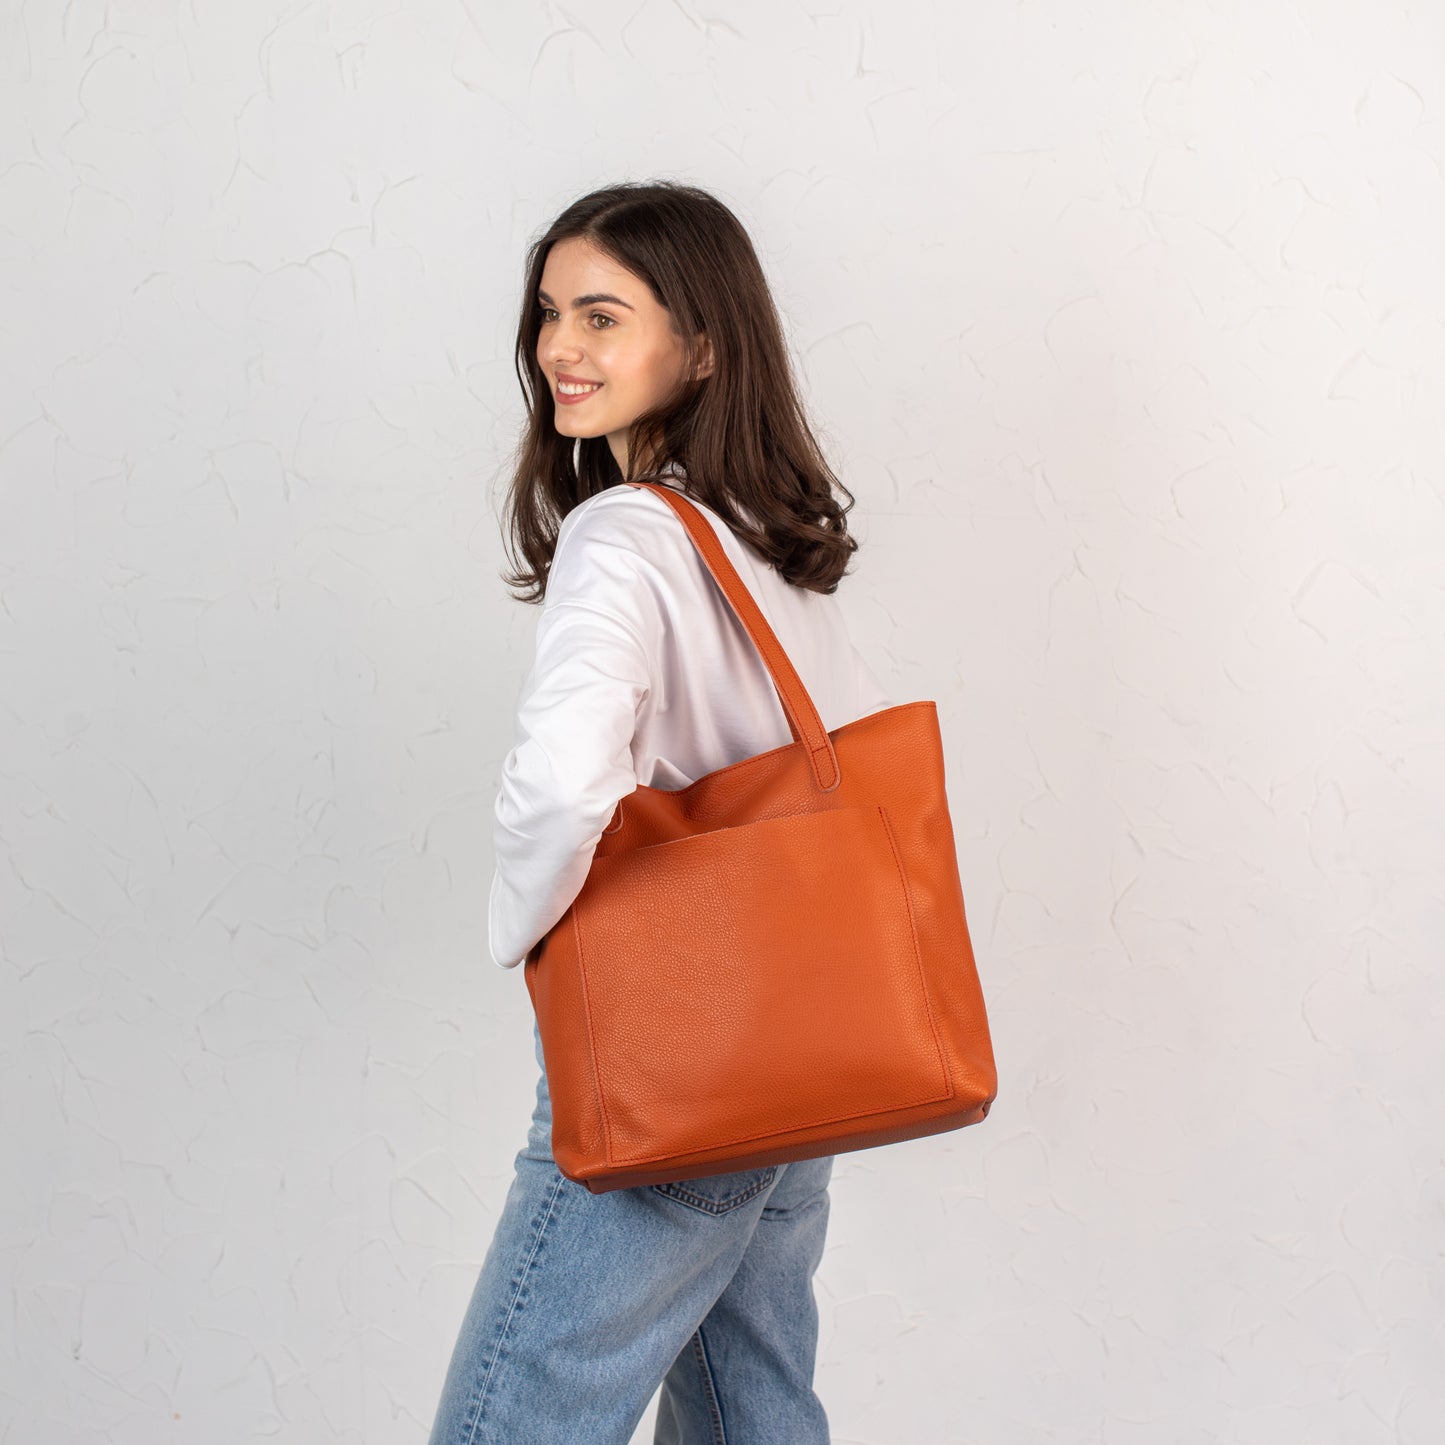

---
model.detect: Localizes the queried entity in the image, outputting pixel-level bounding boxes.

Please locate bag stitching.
[571,905,616,1168]
[876,802,955,1100]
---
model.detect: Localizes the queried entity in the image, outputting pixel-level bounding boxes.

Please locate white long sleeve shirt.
[487,472,896,970]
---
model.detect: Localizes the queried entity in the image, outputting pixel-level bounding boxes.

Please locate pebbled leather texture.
[524,481,998,1193]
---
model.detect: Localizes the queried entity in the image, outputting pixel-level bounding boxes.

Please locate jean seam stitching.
[651,1169,775,1214]
[691,1326,728,1444]
[460,1169,567,1443]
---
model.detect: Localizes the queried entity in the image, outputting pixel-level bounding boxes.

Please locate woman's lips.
[555,382,603,406]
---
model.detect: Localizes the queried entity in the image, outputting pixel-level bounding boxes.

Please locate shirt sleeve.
[487,503,663,970]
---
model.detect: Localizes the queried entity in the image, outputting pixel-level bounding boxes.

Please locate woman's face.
[536,236,712,473]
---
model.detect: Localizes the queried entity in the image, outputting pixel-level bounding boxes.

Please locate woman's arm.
[487,500,663,969]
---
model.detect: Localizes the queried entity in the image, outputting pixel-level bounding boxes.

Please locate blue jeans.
[427,1020,834,1444]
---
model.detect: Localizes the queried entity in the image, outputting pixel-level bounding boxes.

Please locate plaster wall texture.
[1,1,1441,1441]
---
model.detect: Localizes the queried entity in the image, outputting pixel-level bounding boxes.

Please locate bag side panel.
[525,916,608,1178]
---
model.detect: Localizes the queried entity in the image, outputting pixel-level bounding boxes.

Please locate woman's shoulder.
[556,478,718,555]
[547,482,704,606]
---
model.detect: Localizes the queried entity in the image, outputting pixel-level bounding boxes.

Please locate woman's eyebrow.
[537,288,635,311]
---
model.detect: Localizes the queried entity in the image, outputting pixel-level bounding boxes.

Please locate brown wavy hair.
[498,180,861,602]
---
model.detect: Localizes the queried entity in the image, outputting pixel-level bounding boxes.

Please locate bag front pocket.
[571,804,953,1167]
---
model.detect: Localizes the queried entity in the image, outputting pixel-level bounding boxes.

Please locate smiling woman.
[425,180,899,1445]
[534,237,715,472]
[498,180,864,604]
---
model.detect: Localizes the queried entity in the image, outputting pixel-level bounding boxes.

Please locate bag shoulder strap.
[624,480,841,793]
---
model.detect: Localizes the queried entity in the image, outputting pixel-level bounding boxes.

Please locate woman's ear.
[692,334,716,381]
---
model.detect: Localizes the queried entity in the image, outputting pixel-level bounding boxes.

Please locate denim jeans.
[427,1019,834,1445]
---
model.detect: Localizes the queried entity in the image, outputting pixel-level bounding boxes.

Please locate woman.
[428,180,894,1445]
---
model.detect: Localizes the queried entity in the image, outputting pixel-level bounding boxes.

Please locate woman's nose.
[543,315,585,362]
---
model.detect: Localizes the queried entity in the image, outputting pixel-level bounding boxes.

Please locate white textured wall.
[3,2,1442,1441]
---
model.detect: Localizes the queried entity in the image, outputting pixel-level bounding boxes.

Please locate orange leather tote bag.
[523,481,997,1193]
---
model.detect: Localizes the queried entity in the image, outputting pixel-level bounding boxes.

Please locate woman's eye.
[537,306,615,329]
